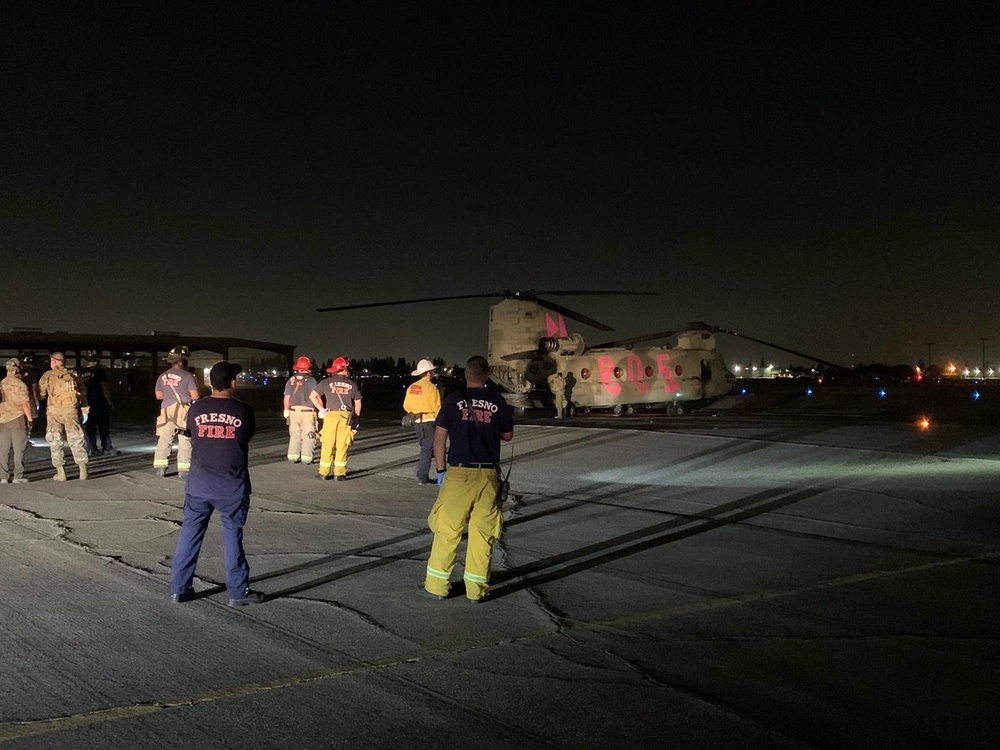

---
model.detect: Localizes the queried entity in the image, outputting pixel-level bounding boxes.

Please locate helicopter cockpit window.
[701,360,712,381]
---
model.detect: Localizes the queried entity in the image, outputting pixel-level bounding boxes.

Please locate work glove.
[351,416,361,431]
[283,409,290,419]
[81,411,89,424]
[319,408,328,419]
[436,469,446,486]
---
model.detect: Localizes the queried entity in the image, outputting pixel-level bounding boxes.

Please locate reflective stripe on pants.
[425,467,502,600]
[154,411,192,470]
[287,409,317,462]
[318,411,355,477]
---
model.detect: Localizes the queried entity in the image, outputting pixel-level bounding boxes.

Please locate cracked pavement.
[2,415,999,748]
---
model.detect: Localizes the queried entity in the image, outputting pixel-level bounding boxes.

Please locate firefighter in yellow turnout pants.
[310,357,361,481]
[424,356,514,602]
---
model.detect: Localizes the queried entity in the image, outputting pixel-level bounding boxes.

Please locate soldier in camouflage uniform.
[547,371,567,419]
[38,352,90,481]
[0,357,33,484]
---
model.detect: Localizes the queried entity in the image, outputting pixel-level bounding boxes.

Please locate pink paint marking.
[597,355,622,396]
[627,354,651,394]
[546,313,568,338]
[656,353,678,393]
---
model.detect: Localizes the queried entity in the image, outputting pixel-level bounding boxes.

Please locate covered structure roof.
[0,330,295,367]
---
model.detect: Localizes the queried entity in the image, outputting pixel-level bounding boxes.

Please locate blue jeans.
[414,422,436,482]
[170,493,250,597]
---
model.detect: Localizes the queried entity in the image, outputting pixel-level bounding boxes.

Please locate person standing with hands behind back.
[170,361,263,607]
[424,355,513,603]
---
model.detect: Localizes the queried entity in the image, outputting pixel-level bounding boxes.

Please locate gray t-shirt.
[157,366,198,407]
[284,374,318,408]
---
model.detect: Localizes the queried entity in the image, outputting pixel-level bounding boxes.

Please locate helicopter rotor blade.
[590,330,684,348]
[317,289,656,314]
[529,290,659,297]
[712,327,845,370]
[500,348,543,361]
[532,297,616,331]
[317,293,507,313]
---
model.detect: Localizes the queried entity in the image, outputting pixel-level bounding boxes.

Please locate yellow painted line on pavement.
[1,551,994,743]
[0,655,427,743]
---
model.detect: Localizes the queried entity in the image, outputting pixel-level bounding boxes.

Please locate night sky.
[3,3,996,369]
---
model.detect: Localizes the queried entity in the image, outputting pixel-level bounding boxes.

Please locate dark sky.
[3,3,997,369]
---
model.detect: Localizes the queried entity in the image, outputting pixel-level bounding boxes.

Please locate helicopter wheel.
[583,407,591,414]
[666,403,676,417]
[674,402,686,417]
[625,404,635,415]
[613,404,623,416]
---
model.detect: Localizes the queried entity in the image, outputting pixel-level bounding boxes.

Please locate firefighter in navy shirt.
[170,361,264,607]
[424,355,514,602]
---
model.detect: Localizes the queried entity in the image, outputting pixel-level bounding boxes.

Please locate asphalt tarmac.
[1,411,998,748]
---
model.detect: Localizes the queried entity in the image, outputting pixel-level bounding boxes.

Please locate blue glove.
[436,469,445,486]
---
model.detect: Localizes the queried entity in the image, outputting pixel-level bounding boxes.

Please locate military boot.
[78,464,89,481]
[54,466,67,482]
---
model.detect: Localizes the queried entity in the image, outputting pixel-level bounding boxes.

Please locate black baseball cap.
[209,361,242,390]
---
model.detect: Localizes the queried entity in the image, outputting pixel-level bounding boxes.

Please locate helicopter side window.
[701,360,712,381]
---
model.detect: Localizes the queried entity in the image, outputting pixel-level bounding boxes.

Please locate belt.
[450,463,498,469]
[290,406,315,411]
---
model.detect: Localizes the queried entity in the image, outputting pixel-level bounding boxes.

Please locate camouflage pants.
[46,408,88,468]
[287,409,318,463]
[552,390,567,418]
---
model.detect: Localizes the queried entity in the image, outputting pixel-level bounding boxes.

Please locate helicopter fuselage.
[487,298,736,412]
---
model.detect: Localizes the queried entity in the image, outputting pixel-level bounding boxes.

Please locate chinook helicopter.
[317,290,839,416]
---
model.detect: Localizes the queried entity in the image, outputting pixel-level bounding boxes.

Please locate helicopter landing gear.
[666,402,680,417]
[612,404,623,416]
[625,404,635,415]
[673,402,685,417]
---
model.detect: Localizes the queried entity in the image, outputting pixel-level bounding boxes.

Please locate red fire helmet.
[293,356,312,372]
[327,356,350,373]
